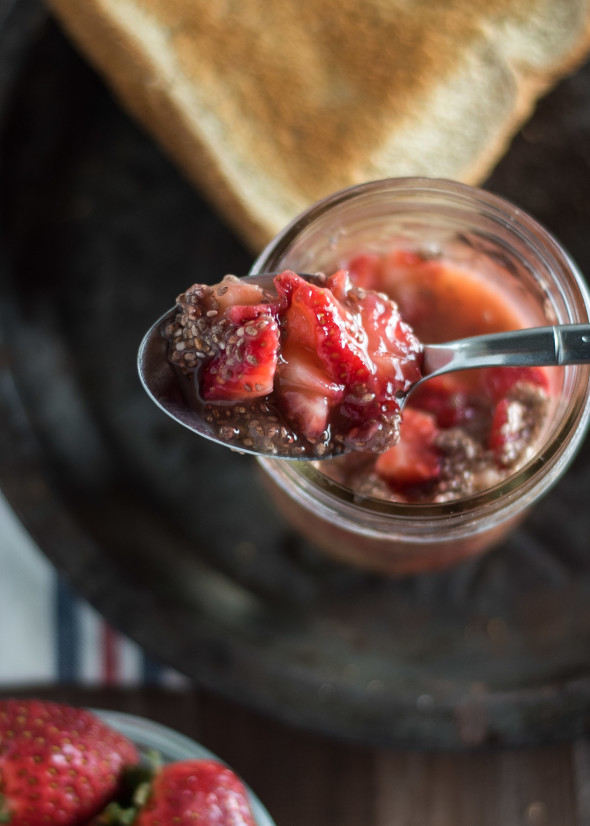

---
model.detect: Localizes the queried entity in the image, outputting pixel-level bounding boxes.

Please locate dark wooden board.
[2,0,590,749]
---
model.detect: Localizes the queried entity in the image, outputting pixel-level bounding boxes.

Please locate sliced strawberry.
[322,268,347,299]
[276,270,374,388]
[348,249,435,296]
[346,253,386,291]
[278,345,344,401]
[379,250,448,333]
[277,344,344,441]
[480,365,550,402]
[280,390,331,442]
[375,408,441,488]
[356,288,422,389]
[201,304,279,401]
[274,269,423,450]
[211,274,265,313]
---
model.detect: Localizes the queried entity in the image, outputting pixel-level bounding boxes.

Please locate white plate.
[94,709,276,826]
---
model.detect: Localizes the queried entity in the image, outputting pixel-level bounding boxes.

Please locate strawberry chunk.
[276,270,374,388]
[325,268,351,301]
[277,345,344,441]
[488,397,533,467]
[212,274,265,313]
[375,408,441,488]
[343,254,384,291]
[201,304,279,401]
[480,366,550,402]
[273,270,423,449]
[272,269,423,449]
[280,390,331,442]
[278,346,345,402]
[356,288,423,392]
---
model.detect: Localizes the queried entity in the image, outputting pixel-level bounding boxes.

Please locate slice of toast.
[46,0,590,250]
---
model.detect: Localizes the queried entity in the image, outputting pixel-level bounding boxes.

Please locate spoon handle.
[422,323,590,379]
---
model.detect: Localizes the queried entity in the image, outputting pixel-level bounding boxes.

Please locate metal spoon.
[138,274,590,459]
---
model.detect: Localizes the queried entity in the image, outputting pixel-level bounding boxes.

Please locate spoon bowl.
[138,274,590,459]
[137,273,329,459]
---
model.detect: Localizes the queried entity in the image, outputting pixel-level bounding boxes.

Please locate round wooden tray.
[2,0,590,748]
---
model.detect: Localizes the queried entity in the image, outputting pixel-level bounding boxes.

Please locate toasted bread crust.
[46,0,590,250]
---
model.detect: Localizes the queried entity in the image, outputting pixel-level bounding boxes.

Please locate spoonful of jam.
[138,269,590,459]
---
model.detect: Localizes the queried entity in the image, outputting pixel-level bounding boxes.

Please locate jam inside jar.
[251,178,590,576]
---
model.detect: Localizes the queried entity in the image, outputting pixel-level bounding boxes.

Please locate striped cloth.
[0,492,188,687]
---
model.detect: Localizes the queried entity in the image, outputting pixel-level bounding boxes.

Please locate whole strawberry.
[93,759,256,826]
[0,699,139,825]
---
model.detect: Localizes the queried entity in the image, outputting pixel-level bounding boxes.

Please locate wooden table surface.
[4,685,589,826]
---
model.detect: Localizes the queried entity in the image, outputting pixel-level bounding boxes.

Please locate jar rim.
[254,177,572,274]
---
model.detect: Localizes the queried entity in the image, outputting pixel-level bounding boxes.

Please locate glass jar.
[250,178,590,576]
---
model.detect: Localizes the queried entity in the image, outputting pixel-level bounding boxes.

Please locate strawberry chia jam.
[320,250,552,503]
[164,269,423,458]
[164,256,550,504]
[244,178,590,575]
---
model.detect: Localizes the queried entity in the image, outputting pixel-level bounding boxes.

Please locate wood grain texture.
[2,686,586,826]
